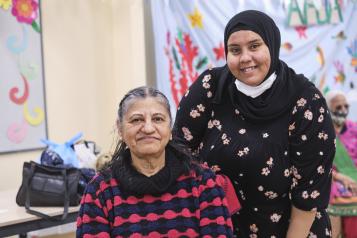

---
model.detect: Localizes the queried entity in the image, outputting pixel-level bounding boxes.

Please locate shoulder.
[183,163,217,184]
[290,85,327,115]
[188,66,227,94]
[85,169,118,196]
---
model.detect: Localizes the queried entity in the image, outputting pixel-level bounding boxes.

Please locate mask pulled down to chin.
[331,111,348,127]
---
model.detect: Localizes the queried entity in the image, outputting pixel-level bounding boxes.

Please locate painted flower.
[265,191,278,199]
[270,213,282,222]
[284,169,290,177]
[202,74,211,82]
[304,110,313,120]
[12,0,38,24]
[207,91,212,98]
[202,82,210,89]
[250,224,258,233]
[190,109,200,118]
[197,104,205,112]
[261,167,270,176]
[289,122,296,131]
[301,134,307,141]
[0,0,12,10]
[302,191,309,199]
[310,190,320,199]
[318,114,324,123]
[239,128,246,134]
[297,98,307,107]
[292,106,297,115]
[262,132,269,138]
[181,127,193,141]
[317,166,325,174]
[319,107,325,113]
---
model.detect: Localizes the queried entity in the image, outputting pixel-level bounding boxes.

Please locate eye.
[229,47,240,55]
[250,43,260,50]
[153,116,165,123]
[130,118,143,124]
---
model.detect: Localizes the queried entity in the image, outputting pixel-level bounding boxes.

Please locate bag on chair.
[16,161,81,220]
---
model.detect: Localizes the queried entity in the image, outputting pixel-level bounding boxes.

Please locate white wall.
[0,0,148,191]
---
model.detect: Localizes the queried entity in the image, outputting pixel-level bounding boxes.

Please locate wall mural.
[150,0,357,120]
[0,0,47,153]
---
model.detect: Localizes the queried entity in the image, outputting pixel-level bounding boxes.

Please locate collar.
[234,72,277,98]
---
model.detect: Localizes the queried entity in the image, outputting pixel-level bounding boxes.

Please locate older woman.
[174,10,335,237]
[76,86,233,237]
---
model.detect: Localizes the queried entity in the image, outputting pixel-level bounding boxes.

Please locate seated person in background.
[325,90,357,238]
[76,86,233,238]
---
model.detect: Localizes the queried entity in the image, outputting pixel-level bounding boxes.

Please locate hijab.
[217,10,312,123]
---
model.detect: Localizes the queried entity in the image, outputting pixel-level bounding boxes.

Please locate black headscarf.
[216,10,312,122]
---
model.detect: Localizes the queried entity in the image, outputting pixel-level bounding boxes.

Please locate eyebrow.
[228,39,263,47]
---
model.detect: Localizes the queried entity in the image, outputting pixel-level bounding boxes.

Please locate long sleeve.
[288,87,336,211]
[198,169,234,237]
[76,175,110,238]
[173,69,215,153]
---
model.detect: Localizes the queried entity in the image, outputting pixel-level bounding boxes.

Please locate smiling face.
[226,30,271,86]
[119,97,171,161]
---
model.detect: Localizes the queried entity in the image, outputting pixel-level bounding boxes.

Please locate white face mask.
[234,72,277,98]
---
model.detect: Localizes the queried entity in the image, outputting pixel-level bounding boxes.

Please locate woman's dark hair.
[102,86,195,176]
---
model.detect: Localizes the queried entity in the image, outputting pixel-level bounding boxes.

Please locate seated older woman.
[76,86,234,237]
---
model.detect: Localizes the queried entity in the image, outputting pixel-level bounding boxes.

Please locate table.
[0,189,79,238]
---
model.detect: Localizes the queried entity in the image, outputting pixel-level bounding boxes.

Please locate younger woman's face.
[226,30,271,86]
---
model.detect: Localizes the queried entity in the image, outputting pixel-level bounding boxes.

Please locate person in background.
[325,90,357,238]
[76,86,233,237]
[173,10,335,237]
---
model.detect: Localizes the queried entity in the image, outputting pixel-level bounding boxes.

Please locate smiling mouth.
[138,136,158,141]
[240,66,257,73]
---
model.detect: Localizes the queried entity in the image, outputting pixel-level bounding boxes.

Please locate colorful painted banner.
[0,0,47,153]
[150,0,357,120]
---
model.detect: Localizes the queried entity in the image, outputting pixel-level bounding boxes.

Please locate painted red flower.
[11,0,38,24]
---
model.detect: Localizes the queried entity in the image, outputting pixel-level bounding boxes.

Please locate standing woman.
[77,86,233,237]
[173,10,335,237]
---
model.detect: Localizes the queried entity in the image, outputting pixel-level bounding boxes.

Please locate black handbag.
[16,161,82,220]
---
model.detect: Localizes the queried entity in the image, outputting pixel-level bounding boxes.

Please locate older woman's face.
[120,97,171,160]
[227,30,271,86]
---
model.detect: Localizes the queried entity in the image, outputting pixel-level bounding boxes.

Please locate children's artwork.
[150,0,357,120]
[0,0,47,153]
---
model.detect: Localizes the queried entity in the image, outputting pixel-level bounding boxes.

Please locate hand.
[335,173,357,195]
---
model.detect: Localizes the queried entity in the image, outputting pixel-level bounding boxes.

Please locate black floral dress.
[173,68,335,237]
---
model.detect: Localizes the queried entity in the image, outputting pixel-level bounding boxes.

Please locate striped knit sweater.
[76,167,233,237]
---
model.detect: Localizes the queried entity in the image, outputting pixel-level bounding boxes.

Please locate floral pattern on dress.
[173,69,335,237]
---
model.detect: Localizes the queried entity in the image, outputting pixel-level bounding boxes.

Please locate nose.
[141,120,155,133]
[240,49,252,63]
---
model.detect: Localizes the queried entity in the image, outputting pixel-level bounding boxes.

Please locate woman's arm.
[198,169,234,237]
[288,87,335,236]
[76,175,110,238]
[286,205,316,238]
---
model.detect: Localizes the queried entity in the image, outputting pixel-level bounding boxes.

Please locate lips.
[137,136,159,142]
[240,66,257,72]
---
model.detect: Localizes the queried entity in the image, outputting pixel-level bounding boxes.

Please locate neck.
[131,152,166,177]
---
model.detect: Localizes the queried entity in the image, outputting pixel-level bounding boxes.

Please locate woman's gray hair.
[325,90,346,108]
[117,86,172,125]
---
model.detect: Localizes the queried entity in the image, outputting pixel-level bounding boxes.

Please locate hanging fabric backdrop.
[150,0,357,120]
[0,0,47,153]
